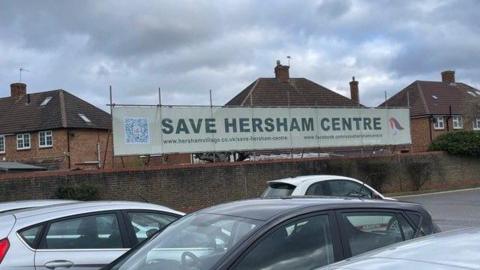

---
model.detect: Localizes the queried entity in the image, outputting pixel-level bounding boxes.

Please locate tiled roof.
[226,78,361,107]
[379,81,480,117]
[0,89,111,134]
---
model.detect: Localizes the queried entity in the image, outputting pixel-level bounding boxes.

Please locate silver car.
[0,200,76,213]
[321,228,480,270]
[0,201,184,269]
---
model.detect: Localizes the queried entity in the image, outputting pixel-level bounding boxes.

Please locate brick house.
[226,60,362,107]
[0,83,113,170]
[379,71,480,152]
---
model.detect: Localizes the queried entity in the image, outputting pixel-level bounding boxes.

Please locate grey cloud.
[0,0,479,109]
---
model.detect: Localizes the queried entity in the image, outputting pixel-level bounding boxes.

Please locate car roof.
[0,200,77,213]
[268,175,360,187]
[11,201,184,223]
[200,197,425,221]
[326,228,480,270]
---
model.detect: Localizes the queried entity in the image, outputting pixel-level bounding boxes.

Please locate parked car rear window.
[42,213,123,249]
[127,212,177,243]
[341,212,414,256]
[262,183,296,198]
[19,225,43,248]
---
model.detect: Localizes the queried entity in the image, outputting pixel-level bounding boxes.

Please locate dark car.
[103,197,438,270]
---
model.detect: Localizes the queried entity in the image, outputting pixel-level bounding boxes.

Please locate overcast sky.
[1,0,479,110]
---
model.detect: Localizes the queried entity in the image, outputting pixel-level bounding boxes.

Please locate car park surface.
[321,228,480,270]
[398,188,480,231]
[0,201,184,269]
[103,197,437,270]
[262,175,393,200]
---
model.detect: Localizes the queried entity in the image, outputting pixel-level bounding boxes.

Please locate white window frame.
[433,116,445,130]
[0,135,5,154]
[17,133,31,150]
[474,118,480,131]
[39,130,53,148]
[452,115,463,130]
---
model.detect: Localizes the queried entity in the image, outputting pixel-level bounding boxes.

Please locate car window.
[305,181,329,196]
[262,183,296,198]
[328,180,372,198]
[233,214,334,270]
[42,213,123,249]
[127,212,177,243]
[341,212,413,256]
[19,225,43,248]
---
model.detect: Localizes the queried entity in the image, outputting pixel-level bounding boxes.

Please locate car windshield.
[108,213,263,270]
[262,183,296,198]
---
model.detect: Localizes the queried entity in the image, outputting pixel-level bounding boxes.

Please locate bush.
[406,161,431,190]
[55,184,100,201]
[429,131,480,157]
[358,161,391,192]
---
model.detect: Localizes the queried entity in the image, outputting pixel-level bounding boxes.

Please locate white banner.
[112,106,411,155]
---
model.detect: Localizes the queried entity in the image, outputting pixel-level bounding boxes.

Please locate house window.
[17,133,31,150]
[452,116,463,130]
[433,116,445,130]
[39,130,53,148]
[0,135,5,154]
[474,118,480,131]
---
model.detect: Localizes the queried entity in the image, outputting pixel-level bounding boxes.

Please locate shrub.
[429,131,480,157]
[406,161,432,190]
[358,161,391,192]
[55,184,100,201]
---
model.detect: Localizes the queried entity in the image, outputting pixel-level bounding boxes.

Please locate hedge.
[429,131,480,157]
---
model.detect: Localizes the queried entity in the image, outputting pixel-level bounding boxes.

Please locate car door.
[34,211,129,270]
[228,212,341,270]
[336,210,416,257]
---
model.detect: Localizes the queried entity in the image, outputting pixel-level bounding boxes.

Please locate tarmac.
[396,187,480,231]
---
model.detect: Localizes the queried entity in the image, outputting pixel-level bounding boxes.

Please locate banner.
[112,106,411,155]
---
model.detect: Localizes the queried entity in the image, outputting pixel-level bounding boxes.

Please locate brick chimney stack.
[441,70,455,84]
[10,83,27,97]
[349,76,359,104]
[274,60,290,83]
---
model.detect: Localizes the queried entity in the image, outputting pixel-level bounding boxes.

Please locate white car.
[262,175,394,200]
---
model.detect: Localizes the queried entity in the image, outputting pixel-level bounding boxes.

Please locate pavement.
[396,188,480,231]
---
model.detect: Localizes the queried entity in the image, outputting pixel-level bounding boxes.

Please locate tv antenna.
[19,67,29,82]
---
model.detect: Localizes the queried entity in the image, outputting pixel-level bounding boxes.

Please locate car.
[321,228,480,269]
[0,201,184,269]
[102,197,438,270]
[262,175,393,200]
[0,199,77,213]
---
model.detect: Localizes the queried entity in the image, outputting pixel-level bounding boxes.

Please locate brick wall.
[0,152,479,212]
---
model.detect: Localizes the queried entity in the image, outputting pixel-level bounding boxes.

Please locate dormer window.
[78,113,91,123]
[40,96,52,106]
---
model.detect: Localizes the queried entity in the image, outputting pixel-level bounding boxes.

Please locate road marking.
[394,187,480,199]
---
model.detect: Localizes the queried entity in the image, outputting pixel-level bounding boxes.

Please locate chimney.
[349,76,359,104]
[10,82,27,97]
[274,60,290,83]
[441,70,455,84]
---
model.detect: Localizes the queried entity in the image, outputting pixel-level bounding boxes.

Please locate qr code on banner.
[124,118,149,144]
